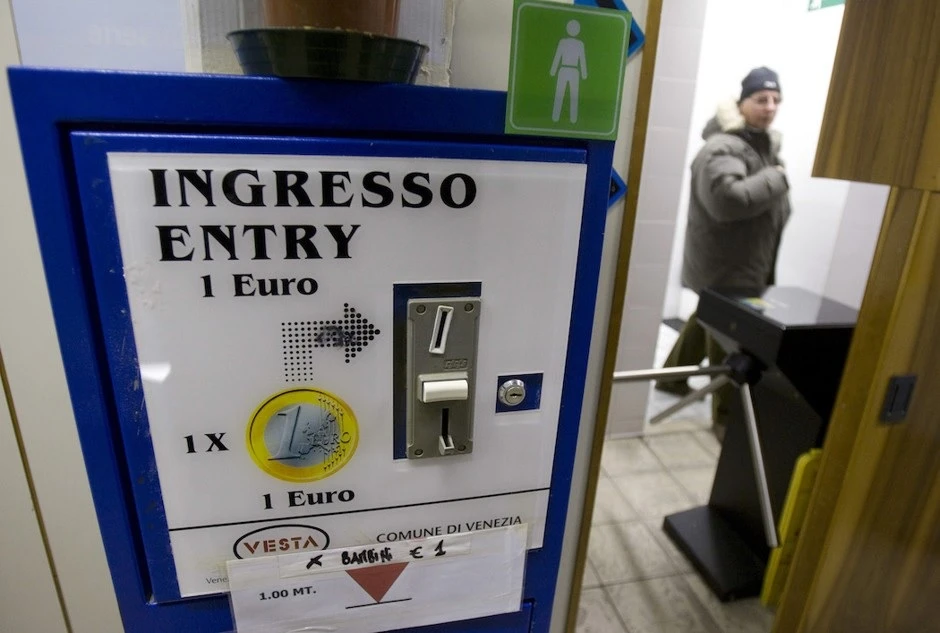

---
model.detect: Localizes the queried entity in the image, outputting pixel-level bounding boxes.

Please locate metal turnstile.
[615,286,856,601]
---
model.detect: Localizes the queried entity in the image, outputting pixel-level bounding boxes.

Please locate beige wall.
[0,2,69,631]
[0,11,67,633]
[0,2,124,631]
[0,381,68,633]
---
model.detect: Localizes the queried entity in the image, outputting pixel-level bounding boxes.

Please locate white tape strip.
[279,533,472,579]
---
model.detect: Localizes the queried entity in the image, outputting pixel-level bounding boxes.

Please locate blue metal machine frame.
[9,68,614,632]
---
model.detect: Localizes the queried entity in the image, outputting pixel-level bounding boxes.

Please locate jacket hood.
[702,99,782,153]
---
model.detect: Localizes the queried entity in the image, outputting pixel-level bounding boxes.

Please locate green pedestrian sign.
[808,0,845,11]
[506,0,630,140]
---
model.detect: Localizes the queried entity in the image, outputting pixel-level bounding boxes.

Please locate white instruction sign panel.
[227,525,527,633]
[103,147,586,597]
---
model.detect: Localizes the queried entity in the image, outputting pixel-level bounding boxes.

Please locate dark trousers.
[661,312,732,429]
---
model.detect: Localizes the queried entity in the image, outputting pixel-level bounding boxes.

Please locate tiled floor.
[574,325,775,632]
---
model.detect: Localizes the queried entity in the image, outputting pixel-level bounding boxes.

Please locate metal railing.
[612,355,778,548]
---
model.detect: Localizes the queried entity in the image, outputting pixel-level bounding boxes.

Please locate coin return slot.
[439,407,455,455]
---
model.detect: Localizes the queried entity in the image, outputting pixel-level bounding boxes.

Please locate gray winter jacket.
[681,101,791,292]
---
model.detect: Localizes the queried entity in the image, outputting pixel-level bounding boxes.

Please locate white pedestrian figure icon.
[550,19,588,123]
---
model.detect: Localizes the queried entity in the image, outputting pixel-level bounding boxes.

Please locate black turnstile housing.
[664,286,857,601]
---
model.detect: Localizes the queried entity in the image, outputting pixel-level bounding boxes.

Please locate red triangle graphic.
[346,562,409,603]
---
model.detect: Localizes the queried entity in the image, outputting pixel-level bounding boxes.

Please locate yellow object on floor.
[760,448,823,608]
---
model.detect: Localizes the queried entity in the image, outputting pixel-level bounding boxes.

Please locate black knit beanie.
[739,67,781,102]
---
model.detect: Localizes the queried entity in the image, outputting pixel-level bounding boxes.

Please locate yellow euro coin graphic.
[246,388,358,482]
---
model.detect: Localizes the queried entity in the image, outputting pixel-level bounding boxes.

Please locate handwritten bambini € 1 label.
[227,525,527,633]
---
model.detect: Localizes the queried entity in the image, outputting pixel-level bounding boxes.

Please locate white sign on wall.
[104,149,586,597]
[227,525,527,633]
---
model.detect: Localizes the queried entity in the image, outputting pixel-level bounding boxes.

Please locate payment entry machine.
[9,68,614,632]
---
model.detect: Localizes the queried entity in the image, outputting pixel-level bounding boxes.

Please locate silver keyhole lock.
[498,379,527,407]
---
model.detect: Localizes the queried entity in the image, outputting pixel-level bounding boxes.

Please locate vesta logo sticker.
[247,388,358,482]
[233,524,330,559]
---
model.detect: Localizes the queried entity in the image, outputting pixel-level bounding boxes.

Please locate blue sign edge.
[573,0,646,57]
[608,168,628,209]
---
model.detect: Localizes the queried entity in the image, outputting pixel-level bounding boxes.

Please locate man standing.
[657,67,791,436]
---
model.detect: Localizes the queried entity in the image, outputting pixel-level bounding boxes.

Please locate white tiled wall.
[636,173,684,223]
[823,182,889,309]
[630,222,684,267]
[625,265,671,310]
[648,77,699,129]
[607,0,707,437]
[616,306,661,355]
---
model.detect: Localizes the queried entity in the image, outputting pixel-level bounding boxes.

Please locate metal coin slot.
[429,305,454,355]
[404,295,480,459]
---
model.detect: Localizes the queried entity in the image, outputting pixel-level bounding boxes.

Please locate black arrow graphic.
[310,304,381,364]
[281,304,382,381]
